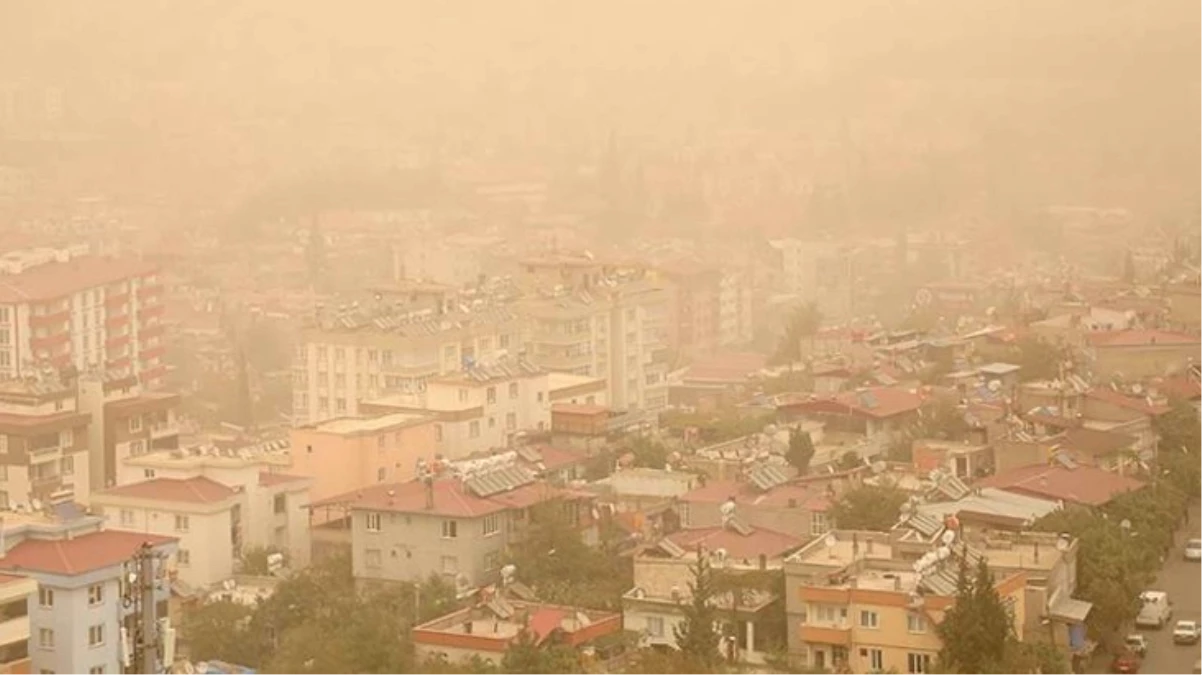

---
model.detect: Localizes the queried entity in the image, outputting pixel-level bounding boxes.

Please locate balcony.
[29,309,69,329]
[105,312,130,328]
[139,304,165,319]
[140,322,165,339]
[27,444,62,460]
[137,284,163,301]
[105,292,130,309]
[30,332,70,350]
[797,624,851,646]
[107,333,131,349]
[380,360,439,376]
[532,350,593,370]
[149,421,179,439]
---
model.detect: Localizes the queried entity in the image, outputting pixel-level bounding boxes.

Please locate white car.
[1184,538,1202,562]
[1172,620,1201,645]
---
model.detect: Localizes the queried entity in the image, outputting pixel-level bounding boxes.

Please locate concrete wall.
[351,509,507,587]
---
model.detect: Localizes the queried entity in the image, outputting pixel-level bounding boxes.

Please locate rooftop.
[974,463,1145,506]
[679,478,831,511]
[311,412,434,436]
[779,386,925,419]
[414,600,620,650]
[787,531,896,568]
[1086,329,1201,348]
[0,530,176,576]
[96,476,239,505]
[0,255,158,303]
[914,488,1062,526]
[663,526,803,563]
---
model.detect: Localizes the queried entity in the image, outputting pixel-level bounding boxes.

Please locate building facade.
[0,377,92,508]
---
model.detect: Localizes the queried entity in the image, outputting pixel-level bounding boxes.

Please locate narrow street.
[1090,504,1201,674]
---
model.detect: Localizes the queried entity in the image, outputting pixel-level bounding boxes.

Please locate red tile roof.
[683,352,768,383]
[98,476,238,504]
[528,608,568,644]
[0,256,158,303]
[1086,330,1201,348]
[312,479,508,518]
[0,531,176,576]
[665,526,803,561]
[526,445,588,471]
[0,573,31,588]
[1086,388,1171,416]
[974,464,1144,507]
[258,472,310,488]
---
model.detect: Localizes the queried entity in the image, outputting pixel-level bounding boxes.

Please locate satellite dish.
[1055,535,1070,552]
[941,530,957,546]
[824,534,837,548]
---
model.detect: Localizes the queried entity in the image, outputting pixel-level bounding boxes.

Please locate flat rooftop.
[313,412,433,435]
[546,372,605,391]
[788,532,895,567]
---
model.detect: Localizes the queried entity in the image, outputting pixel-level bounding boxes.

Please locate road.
[1091,504,1202,672]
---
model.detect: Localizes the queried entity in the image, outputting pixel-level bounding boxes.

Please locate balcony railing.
[149,422,179,439]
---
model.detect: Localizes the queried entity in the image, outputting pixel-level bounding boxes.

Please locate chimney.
[424,476,435,510]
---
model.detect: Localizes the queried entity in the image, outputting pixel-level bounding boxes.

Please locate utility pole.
[123,542,168,674]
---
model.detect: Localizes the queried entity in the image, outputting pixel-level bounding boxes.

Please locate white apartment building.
[0,247,167,387]
[291,305,522,425]
[0,375,93,508]
[718,269,754,347]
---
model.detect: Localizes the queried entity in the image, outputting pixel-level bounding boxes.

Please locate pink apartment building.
[289,412,438,516]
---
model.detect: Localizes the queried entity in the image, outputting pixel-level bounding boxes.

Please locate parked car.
[1136,590,1174,629]
[1184,538,1202,562]
[1112,649,1141,674]
[1124,634,1149,658]
[1173,620,1202,645]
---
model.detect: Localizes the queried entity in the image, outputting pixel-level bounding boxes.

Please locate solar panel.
[748,463,789,492]
[465,464,536,498]
[1053,452,1078,470]
[905,512,944,537]
[725,515,754,536]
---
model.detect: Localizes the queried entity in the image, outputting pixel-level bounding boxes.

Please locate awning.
[1049,596,1093,623]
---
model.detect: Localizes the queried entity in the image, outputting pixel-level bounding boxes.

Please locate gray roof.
[464,464,535,498]
[915,488,1062,523]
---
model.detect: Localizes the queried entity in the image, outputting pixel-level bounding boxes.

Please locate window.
[486,387,496,404]
[643,616,665,637]
[810,512,830,535]
[907,613,927,633]
[377,434,387,449]
[130,440,145,457]
[440,556,458,574]
[500,334,511,348]
[488,416,495,429]
[89,667,105,674]
[334,374,346,388]
[336,398,347,413]
[87,584,103,606]
[60,456,74,476]
[505,413,516,430]
[120,509,135,526]
[334,347,345,362]
[441,520,458,539]
[274,494,286,514]
[484,551,500,570]
[907,653,931,674]
[365,549,382,568]
[862,648,882,672]
[174,514,190,532]
[59,429,73,447]
[366,513,382,532]
[129,416,142,432]
[508,382,519,399]
[178,550,191,566]
[536,391,544,403]
[37,628,53,649]
[88,624,104,647]
[811,604,847,625]
[469,421,480,438]
[38,588,54,608]
[859,610,879,629]
[142,468,155,479]
[483,514,499,536]
[377,467,386,482]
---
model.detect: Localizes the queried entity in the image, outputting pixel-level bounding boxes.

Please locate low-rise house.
[784,529,1029,673]
[974,463,1144,508]
[0,526,177,675]
[413,598,621,667]
[547,404,657,455]
[911,439,991,479]
[677,474,833,541]
[777,387,925,444]
[1055,427,1140,474]
[0,573,37,674]
[624,525,801,664]
[310,463,596,588]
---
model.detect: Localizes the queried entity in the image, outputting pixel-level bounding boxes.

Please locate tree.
[830,484,909,531]
[627,436,670,470]
[785,429,816,475]
[769,302,822,367]
[672,554,723,673]
[836,451,862,472]
[935,557,1012,673]
[501,630,581,674]
[180,599,261,667]
[1013,336,1061,382]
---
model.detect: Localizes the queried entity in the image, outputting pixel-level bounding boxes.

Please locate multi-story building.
[361,359,552,460]
[0,375,92,507]
[655,260,722,360]
[0,515,176,675]
[0,572,38,674]
[77,371,181,493]
[92,471,311,590]
[717,269,754,348]
[311,463,596,589]
[291,304,521,425]
[0,247,167,388]
[290,412,438,508]
[115,434,292,488]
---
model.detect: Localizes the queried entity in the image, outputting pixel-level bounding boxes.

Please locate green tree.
[627,436,670,470]
[769,302,822,367]
[179,599,261,666]
[501,630,581,674]
[785,429,816,475]
[830,484,909,531]
[672,555,723,672]
[836,451,862,472]
[935,557,1011,673]
[1013,336,1061,382]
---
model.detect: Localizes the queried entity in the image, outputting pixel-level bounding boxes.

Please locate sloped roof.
[1086,330,1200,347]
[98,476,238,504]
[0,531,175,576]
[974,464,1144,507]
[665,526,803,561]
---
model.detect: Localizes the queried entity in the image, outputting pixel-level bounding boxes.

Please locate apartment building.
[93,471,311,590]
[291,304,521,425]
[0,247,167,388]
[115,435,291,488]
[0,573,37,674]
[784,531,1028,673]
[290,412,437,507]
[312,463,596,588]
[624,526,801,664]
[0,516,177,675]
[0,376,92,508]
[361,358,552,459]
[77,371,181,492]
[717,269,754,348]
[655,260,721,360]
